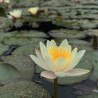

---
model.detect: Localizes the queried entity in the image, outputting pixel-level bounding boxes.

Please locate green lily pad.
[68,39,94,52]
[0,80,51,98]
[10,0,39,7]
[0,17,12,32]
[53,39,93,52]
[86,52,98,81]
[48,29,85,39]
[84,29,98,36]
[12,44,39,56]
[0,43,9,55]
[3,37,45,45]
[1,55,35,79]
[0,7,5,16]
[22,16,39,23]
[9,30,48,38]
[0,62,21,82]
[53,19,80,29]
[78,20,98,28]
[36,57,93,85]
[78,87,98,98]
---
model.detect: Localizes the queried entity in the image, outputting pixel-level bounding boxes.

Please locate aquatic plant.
[4,0,10,4]
[0,0,3,4]
[7,9,22,23]
[28,7,39,15]
[30,39,90,98]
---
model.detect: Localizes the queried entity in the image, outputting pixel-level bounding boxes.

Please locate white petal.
[49,40,57,48]
[30,55,47,70]
[46,40,50,50]
[64,45,71,53]
[63,68,90,76]
[55,72,67,77]
[76,50,86,59]
[41,71,57,79]
[60,39,68,48]
[55,68,89,77]
[44,57,56,72]
[40,42,48,60]
[54,57,68,71]
[64,50,86,72]
[35,49,48,70]
[67,45,71,53]
[7,15,12,19]
[71,48,77,61]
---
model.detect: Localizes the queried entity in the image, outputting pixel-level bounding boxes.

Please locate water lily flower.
[0,0,3,4]
[30,39,89,79]
[4,0,10,4]
[28,7,39,15]
[7,9,22,19]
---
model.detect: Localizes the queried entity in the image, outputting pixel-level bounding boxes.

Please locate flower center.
[49,46,71,62]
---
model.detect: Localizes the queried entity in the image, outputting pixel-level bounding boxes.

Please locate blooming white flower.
[4,0,10,4]
[30,39,90,79]
[7,9,22,19]
[0,0,3,4]
[28,7,39,15]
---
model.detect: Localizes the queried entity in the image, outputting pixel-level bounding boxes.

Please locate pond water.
[0,0,98,98]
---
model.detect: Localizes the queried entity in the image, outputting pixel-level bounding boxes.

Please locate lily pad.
[0,17,12,32]
[3,37,45,45]
[36,58,93,85]
[84,29,98,36]
[12,44,39,56]
[78,87,98,98]
[1,55,35,79]
[53,39,93,52]
[0,7,5,16]
[9,0,39,7]
[53,19,80,29]
[78,20,98,28]
[0,43,9,55]
[48,29,85,39]
[8,30,48,38]
[0,80,51,98]
[0,62,21,82]
[68,39,94,52]
[86,52,98,81]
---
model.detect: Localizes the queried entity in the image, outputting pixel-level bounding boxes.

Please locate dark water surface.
[32,73,96,98]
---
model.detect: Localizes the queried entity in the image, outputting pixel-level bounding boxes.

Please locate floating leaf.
[86,52,98,81]
[9,30,48,38]
[0,80,51,98]
[12,44,39,56]
[78,87,98,98]
[3,37,45,45]
[1,55,35,79]
[48,29,85,39]
[73,84,92,95]
[0,17,12,32]
[84,29,98,36]
[0,43,9,55]
[0,62,21,82]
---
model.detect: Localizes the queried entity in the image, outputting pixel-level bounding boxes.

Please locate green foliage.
[1,55,35,79]
[0,80,51,98]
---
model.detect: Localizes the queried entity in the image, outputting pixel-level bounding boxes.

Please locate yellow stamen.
[49,46,71,62]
